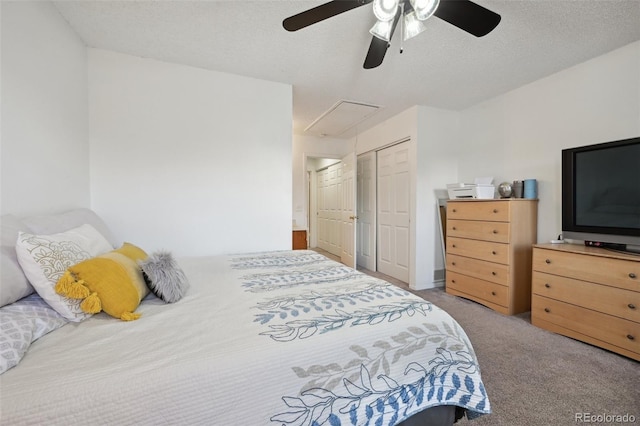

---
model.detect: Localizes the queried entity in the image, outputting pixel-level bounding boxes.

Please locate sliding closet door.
[356,152,376,271]
[377,141,410,283]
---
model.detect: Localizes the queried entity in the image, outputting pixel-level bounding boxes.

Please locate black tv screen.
[562,137,640,249]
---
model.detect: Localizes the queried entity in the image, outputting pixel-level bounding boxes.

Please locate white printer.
[447,177,495,199]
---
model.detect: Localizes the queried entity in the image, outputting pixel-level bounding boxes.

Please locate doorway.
[315,161,342,257]
[306,156,341,253]
[305,141,411,284]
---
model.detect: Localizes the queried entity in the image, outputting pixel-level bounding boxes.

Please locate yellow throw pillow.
[114,242,148,263]
[55,243,149,321]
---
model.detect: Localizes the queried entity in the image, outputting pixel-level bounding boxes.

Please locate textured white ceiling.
[53,0,640,138]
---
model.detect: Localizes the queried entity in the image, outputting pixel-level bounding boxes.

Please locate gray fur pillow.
[139,251,189,303]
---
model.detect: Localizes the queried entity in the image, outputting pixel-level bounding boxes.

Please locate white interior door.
[356,152,376,271]
[340,153,357,268]
[316,163,342,257]
[377,141,410,283]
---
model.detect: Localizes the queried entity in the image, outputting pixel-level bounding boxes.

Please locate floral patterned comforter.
[231,250,490,425]
[0,250,489,425]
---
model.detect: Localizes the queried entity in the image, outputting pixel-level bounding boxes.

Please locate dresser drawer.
[447,219,510,243]
[533,271,640,323]
[532,295,640,356]
[447,271,509,308]
[447,201,510,222]
[447,236,509,264]
[447,253,509,285]
[533,248,640,291]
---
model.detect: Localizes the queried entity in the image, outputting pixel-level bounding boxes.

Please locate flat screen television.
[562,136,640,253]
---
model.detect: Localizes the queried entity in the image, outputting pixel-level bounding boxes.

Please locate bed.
[0,210,490,425]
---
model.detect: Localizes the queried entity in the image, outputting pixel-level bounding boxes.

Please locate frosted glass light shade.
[410,0,439,20]
[403,11,428,40]
[373,0,399,21]
[370,19,393,41]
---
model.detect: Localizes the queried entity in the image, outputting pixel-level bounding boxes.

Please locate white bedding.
[0,250,489,425]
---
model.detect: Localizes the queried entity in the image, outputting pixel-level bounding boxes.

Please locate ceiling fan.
[283,0,501,69]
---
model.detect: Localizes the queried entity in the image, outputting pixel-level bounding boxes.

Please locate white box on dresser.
[532,243,640,361]
[445,199,538,315]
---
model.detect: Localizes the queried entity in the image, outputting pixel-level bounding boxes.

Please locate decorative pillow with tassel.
[55,243,149,321]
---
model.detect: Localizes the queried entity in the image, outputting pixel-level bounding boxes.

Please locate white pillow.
[1,215,35,307]
[22,208,118,248]
[15,224,113,322]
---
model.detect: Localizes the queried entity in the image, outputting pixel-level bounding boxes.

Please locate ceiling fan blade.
[363,11,401,69]
[283,0,372,32]
[434,0,501,37]
[363,37,389,69]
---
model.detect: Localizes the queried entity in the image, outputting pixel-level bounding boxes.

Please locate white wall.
[1,1,89,216]
[89,49,293,256]
[415,107,460,287]
[1,3,294,259]
[354,109,415,155]
[309,157,342,171]
[458,40,640,243]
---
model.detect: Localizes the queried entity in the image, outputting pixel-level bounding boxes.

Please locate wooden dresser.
[292,229,307,250]
[446,199,538,315]
[532,244,640,361]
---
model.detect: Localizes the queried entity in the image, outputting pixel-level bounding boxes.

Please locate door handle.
[349,215,358,220]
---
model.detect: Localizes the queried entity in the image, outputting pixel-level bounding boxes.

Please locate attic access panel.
[305,100,381,137]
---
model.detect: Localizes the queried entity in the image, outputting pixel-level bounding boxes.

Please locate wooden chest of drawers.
[532,244,640,361]
[446,199,538,315]
[292,230,307,250]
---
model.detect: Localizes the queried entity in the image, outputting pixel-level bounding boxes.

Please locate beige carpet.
[403,286,639,426]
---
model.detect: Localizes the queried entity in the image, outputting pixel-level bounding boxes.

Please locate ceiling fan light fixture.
[369,19,393,41]
[409,0,440,21]
[373,0,400,21]
[282,0,501,69]
[403,11,427,41]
